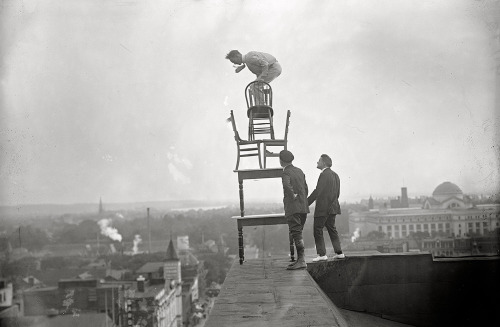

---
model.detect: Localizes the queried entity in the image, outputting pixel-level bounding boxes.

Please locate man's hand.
[234,64,246,73]
[293,194,298,200]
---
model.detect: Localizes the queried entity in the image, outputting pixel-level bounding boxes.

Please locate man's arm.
[304,175,308,198]
[308,172,327,205]
[282,173,297,199]
[235,64,246,73]
[307,188,317,206]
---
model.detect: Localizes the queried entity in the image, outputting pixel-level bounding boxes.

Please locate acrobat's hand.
[234,64,246,73]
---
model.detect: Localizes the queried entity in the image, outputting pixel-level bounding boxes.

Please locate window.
[438,223,443,231]
[409,225,414,231]
[378,226,383,232]
[417,224,422,231]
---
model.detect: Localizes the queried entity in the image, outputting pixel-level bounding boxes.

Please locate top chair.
[245,81,275,140]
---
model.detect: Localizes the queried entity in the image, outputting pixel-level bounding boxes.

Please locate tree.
[366,231,386,240]
[8,226,50,251]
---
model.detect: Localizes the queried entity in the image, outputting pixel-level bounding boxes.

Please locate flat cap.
[279,150,294,163]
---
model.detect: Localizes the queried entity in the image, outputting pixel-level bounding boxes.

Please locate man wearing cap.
[308,154,345,262]
[279,150,309,270]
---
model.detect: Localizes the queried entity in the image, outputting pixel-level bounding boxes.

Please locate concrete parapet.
[308,253,500,326]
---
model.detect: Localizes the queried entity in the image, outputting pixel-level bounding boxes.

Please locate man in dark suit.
[279,150,310,270]
[308,154,345,262]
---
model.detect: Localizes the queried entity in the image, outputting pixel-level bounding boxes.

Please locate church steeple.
[165,238,179,261]
[164,237,181,283]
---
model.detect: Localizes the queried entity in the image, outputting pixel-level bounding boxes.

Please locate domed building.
[422,181,472,210]
[349,183,500,255]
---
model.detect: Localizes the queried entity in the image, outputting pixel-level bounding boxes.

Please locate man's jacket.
[282,164,309,217]
[308,168,341,217]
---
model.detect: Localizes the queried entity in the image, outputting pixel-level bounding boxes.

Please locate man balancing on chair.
[226,50,282,105]
[279,150,309,270]
[225,50,282,83]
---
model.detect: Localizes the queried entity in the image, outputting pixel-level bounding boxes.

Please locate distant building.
[390,187,410,209]
[21,241,184,326]
[422,182,473,210]
[134,236,202,327]
[350,182,500,241]
[0,279,19,318]
[125,238,183,327]
[1,312,115,327]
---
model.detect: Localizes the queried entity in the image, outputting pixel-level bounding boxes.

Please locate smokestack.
[401,187,409,208]
[147,208,152,254]
[137,275,145,293]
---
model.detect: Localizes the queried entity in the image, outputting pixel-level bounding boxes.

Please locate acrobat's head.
[225,50,243,65]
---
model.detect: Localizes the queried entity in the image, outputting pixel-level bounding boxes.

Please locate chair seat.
[238,139,262,145]
[247,106,274,118]
[261,139,286,145]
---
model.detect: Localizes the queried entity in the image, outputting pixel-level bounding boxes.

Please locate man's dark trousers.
[288,213,307,247]
[314,214,342,257]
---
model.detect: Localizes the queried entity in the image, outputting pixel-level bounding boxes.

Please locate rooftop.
[205,256,348,327]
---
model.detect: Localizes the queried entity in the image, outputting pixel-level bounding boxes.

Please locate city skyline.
[1,0,499,206]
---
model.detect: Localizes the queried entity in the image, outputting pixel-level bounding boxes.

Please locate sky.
[0,0,499,206]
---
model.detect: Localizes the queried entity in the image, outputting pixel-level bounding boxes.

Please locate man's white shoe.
[332,253,345,259]
[312,255,328,262]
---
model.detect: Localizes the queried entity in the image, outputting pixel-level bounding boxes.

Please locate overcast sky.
[1,0,499,206]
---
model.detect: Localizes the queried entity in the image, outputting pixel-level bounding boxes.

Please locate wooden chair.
[245,81,274,140]
[261,110,291,168]
[229,110,262,170]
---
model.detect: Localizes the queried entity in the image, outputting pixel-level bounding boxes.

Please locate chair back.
[283,110,291,146]
[245,81,273,109]
[229,110,242,141]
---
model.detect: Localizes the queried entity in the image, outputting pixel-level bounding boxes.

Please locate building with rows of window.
[350,182,500,240]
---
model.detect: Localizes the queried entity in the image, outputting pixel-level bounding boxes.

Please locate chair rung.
[240,153,259,157]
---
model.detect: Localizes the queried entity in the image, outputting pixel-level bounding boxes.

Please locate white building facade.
[350,182,500,240]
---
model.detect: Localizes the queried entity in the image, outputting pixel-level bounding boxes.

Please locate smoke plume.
[98,218,122,242]
[133,234,142,254]
[351,228,360,243]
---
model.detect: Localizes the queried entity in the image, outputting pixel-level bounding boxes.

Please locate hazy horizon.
[1,0,499,207]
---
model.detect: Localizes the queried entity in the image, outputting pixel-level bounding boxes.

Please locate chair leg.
[269,115,275,139]
[248,118,252,140]
[257,144,263,169]
[235,147,240,170]
[263,144,267,169]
